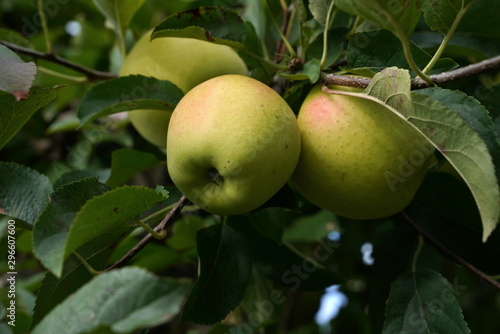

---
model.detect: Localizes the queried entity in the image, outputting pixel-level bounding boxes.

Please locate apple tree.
[1,0,500,333]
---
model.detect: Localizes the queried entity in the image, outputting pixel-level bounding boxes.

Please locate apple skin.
[291,84,434,219]
[119,30,248,148]
[167,75,301,216]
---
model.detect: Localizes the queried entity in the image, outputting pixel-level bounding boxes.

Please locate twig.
[104,195,189,272]
[0,40,117,81]
[412,54,500,89]
[320,54,500,90]
[73,251,101,276]
[319,73,371,88]
[274,3,294,64]
[400,211,500,291]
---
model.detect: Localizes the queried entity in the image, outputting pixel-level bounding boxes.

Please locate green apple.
[119,29,248,148]
[167,74,301,216]
[291,84,434,219]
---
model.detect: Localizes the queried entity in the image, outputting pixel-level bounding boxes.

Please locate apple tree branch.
[0,39,118,81]
[320,54,500,90]
[104,195,190,272]
[400,211,500,291]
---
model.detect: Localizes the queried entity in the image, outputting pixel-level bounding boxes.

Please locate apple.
[291,84,434,219]
[119,29,248,148]
[167,74,301,216]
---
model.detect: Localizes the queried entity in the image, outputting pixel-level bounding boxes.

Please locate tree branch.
[0,39,118,81]
[320,54,500,90]
[412,54,500,89]
[274,3,294,64]
[319,73,371,89]
[104,195,189,272]
[400,211,500,291]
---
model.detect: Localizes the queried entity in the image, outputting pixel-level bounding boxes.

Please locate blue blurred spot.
[315,285,348,327]
[361,242,374,266]
[328,230,341,242]
[65,21,81,37]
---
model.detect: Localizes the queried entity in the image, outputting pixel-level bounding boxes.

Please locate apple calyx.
[208,167,224,187]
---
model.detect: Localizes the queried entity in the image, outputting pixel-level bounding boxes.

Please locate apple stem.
[411,235,425,273]
[73,251,102,275]
[132,219,166,239]
[141,203,177,224]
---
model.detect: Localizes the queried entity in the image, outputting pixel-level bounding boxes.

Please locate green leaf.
[228,215,340,291]
[279,58,321,83]
[336,0,423,37]
[0,44,36,99]
[283,81,314,115]
[152,6,247,49]
[0,85,60,150]
[422,0,476,34]
[240,0,266,41]
[417,87,500,179]
[256,183,300,212]
[476,84,500,134]
[409,173,500,275]
[62,186,169,274]
[91,0,145,38]
[167,215,206,251]
[347,29,458,75]
[331,67,499,241]
[31,224,132,328]
[207,323,232,334]
[411,97,499,241]
[31,267,191,334]
[181,222,252,325]
[247,207,291,245]
[239,271,277,326]
[240,21,271,74]
[293,0,308,22]
[413,172,484,235]
[456,0,500,38]
[308,0,333,26]
[0,162,53,228]
[32,177,110,276]
[45,114,80,134]
[383,269,470,334]
[77,75,184,126]
[422,0,459,34]
[53,169,111,189]
[105,148,161,188]
[154,185,170,198]
[413,31,500,59]
[126,242,185,273]
[284,210,339,242]
[0,28,32,48]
